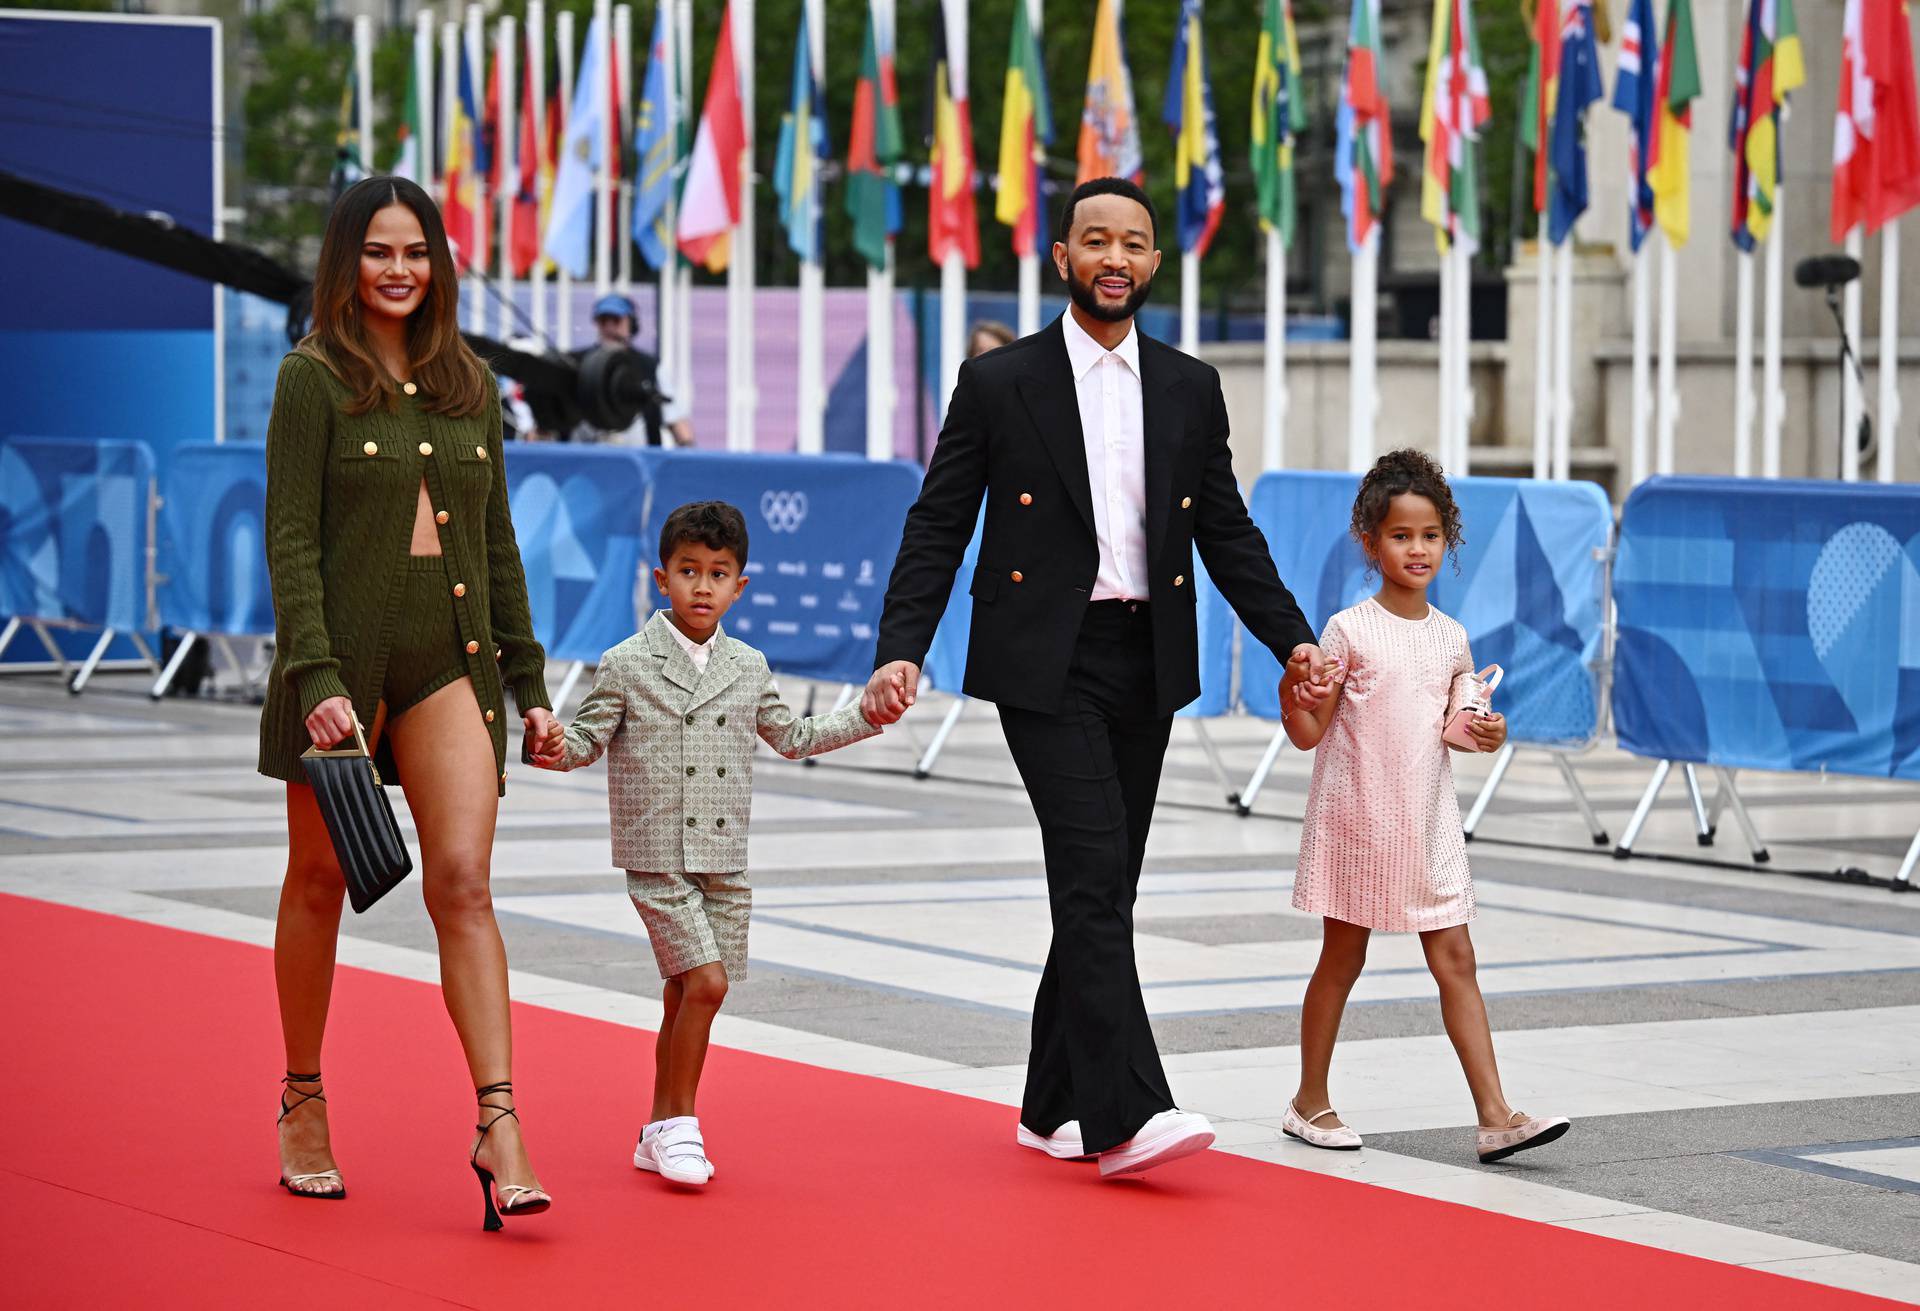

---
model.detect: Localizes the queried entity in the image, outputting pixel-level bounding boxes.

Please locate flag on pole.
[1648,0,1701,247]
[542,89,562,275]
[1252,0,1306,247]
[773,6,829,263]
[1611,0,1656,251]
[631,4,678,270]
[332,66,366,199]
[1335,0,1392,252]
[1730,0,1806,250]
[677,3,746,273]
[542,15,607,278]
[476,53,498,272]
[846,2,903,271]
[1547,0,1603,245]
[927,3,979,269]
[1519,0,1561,219]
[995,2,1053,258]
[445,50,483,270]
[510,42,542,278]
[1832,0,1920,241]
[1078,0,1143,184]
[392,54,426,182]
[1164,0,1225,259]
[1419,0,1490,253]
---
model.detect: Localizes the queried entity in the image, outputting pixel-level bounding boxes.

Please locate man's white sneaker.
[1281,1101,1362,1151]
[634,1117,713,1185]
[1016,1120,1094,1160]
[1097,1110,1215,1179]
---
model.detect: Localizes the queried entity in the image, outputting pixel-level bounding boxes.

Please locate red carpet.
[1,891,1901,1310]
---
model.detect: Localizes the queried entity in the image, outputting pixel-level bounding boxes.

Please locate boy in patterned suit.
[537,501,884,1186]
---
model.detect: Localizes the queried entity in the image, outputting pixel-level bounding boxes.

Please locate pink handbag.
[1443,664,1503,751]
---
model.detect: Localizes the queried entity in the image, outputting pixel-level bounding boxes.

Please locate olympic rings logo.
[760,490,809,533]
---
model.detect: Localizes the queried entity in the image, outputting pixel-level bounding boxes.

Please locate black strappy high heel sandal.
[277,1071,346,1199]
[470,1082,552,1231]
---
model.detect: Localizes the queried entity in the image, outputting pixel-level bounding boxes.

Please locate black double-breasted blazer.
[875,316,1315,718]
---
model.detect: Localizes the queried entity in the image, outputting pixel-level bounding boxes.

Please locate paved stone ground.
[4,669,1919,1304]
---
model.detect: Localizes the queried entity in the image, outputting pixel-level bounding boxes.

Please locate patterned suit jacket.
[557,612,882,873]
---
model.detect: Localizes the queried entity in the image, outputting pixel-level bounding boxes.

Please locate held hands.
[304,695,357,749]
[1284,643,1345,711]
[522,707,565,768]
[861,661,919,726]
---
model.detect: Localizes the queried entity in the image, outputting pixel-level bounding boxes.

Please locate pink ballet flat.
[1281,1101,1362,1151]
[1476,1111,1570,1163]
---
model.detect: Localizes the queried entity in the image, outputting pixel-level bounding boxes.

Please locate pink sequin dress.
[1292,597,1480,933]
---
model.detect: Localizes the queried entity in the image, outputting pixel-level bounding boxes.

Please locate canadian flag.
[1832,0,1920,241]
[677,3,745,272]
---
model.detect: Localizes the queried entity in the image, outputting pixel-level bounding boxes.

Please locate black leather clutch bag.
[299,713,412,914]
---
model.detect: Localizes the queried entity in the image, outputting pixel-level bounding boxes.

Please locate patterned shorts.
[626,869,751,980]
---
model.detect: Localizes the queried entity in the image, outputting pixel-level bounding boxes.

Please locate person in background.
[968,318,1016,360]
[574,293,689,447]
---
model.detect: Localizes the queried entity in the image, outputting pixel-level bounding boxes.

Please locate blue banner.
[639,452,923,684]
[155,444,272,636]
[1614,477,1920,780]
[0,436,156,633]
[1242,471,1611,748]
[504,444,654,665]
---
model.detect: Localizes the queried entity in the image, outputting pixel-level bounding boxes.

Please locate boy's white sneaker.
[1016,1120,1094,1160]
[1096,1110,1215,1179]
[634,1117,713,1184]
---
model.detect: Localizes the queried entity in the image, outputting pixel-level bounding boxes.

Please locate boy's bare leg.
[1419,925,1516,1127]
[1291,917,1371,1129]
[651,978,683,1123]
[659,963,728,1118]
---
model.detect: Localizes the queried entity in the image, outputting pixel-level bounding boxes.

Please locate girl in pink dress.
[1278,450,1570,1163]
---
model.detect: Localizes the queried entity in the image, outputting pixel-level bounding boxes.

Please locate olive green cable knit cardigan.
[257,351,551,796]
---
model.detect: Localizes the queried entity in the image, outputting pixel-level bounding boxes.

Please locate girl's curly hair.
[1350,448,1464,572]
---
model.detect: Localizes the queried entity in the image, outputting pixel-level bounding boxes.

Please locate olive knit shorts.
[385,555,470,717]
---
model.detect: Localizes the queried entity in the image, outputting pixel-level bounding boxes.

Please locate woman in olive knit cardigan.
[263,177,563,1227]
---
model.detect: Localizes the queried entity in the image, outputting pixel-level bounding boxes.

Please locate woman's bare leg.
[387,678,545,1201]
[1420,925,1515,1127]
[1292,918,1372,1129]
[274,703,387,1195]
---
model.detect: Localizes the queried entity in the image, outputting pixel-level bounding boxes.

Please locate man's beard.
[1065,263,1154,322]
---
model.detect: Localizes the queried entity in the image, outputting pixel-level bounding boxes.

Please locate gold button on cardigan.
[257,352,550,796]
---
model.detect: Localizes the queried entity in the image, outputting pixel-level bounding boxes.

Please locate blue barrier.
[503,444,654,665]
[922,512,983,694]
[1242,470,1611,748]
[156,443,272,636]
[1614,477,1920,780]
[638,451,922,684]
[1,435,156,634]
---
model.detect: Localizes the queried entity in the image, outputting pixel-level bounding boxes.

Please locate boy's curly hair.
[659,500,749,567]
[1350,448,1464,571]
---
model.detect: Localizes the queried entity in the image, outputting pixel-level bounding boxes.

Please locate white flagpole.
[416,11,437,196]
[1656,234,1679,478]
[1455,239,1473,475]
[796,0,826,454]
[441,18,461,330]
[496,16,517,342]
[936,1,968,423]
[592,0,613,298]
[866,0,897,463]
[653,0,676,399]
[727,0,757,452]
[1180,251,1200,356]
[354,16,373,178]
[527,1,547,343]
[1532,235,1552,479]
[673,0,694,421]
[1881,225,1901,483]
[465,6,487,333]
[1551,239,1573,481]
[1735,249,1757,476]
[1761,184,1787,479]
[1629,241,1651,484]
[555,10,575,349]
[1349,226,1378,472]
[1017,0,1043,340]
[1437,243,1457,471]
[615,4,634,295]
[1844,224,1864,480]
[1262,226,1287,470]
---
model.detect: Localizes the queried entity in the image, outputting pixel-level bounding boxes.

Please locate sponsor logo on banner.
[760,490,809,532]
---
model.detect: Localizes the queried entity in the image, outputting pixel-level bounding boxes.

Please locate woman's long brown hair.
[298,176,491,418]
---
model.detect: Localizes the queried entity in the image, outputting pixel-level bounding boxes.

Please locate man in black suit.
[863,179,1333,1179]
